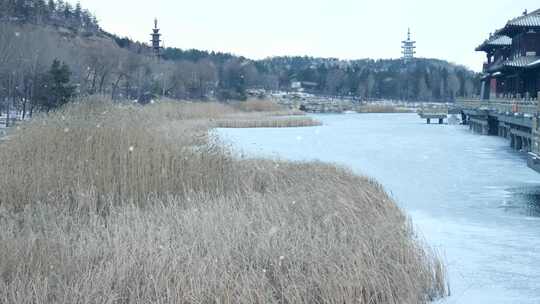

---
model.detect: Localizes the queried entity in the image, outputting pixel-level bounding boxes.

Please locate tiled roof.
[527,58,540,68]
[486,56,540,72]
[507,9,540,27]
[489,35,512,46]
[476,35,512,51]
[503,56,540,68]
[498,9,540,35]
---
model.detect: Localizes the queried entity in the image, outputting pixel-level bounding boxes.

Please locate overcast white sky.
[75,0,539,71]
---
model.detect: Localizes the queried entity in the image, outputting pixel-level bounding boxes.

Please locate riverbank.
[0,97,446,303]
[219,113,540,303]
[355,104,414,113]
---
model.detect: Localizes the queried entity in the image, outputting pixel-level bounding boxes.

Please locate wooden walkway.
[456,96,540,173]
[418,107,448,124]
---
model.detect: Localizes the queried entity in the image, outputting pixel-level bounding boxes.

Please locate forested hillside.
[0,0,480,115]
[256,57,480,100]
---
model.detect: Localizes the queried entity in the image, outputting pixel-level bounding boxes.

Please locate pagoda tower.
[401,28,416,62]
[150,18,163,60]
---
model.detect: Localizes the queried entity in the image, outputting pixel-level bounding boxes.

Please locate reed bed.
[0,97,447,304]
[233,99,287,112]
[230,99,307,117]
[356,104,414,113]
[215,116,321,128]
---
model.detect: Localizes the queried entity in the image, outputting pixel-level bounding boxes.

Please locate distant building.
[476,9,540,100]
[401,28,416,62]
[150,18,163,60]
[291,81,318,92]
[291,81,302,90]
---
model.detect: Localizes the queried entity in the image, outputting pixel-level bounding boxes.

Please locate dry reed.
[356,104,413,113]
[233,99,286,112]
[215,116,321,128]
[0,96,447,304]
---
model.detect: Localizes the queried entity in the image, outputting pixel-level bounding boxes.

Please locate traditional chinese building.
[150,18,163,60]
[477,9,540,100]
[401,28,416,62]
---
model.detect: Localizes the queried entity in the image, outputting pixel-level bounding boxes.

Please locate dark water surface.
[217,113,540,304]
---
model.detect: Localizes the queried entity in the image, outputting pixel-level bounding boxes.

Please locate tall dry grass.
[356,104,413,113]
[0,97,447,303]
[215,116,320,128]
[232,99,287,112]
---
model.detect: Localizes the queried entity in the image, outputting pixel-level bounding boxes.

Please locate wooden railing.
[456,96,540,115]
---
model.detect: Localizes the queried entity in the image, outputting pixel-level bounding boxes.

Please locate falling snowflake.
[64,128,69,133]
[129,146,134,152]
[268,226,279,236]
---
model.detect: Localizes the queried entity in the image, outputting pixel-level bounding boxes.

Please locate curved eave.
[475,35,512,52]
[475,45,508,52]
[527,60,540,69]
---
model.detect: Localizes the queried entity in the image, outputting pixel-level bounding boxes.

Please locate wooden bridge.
[455,93,540,172]
[418,112,447,124]
[418,112,448,125]
[417,106,461,124]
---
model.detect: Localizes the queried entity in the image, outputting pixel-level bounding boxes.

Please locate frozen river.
[218,113,540,304]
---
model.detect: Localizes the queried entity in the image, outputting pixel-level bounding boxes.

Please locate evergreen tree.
[47,0,55,18]
[38,60,75,111]
[63,2,72,20]
[14,0,29,19]
[73,2,82,26]
[55,0,64,17]
[35,0,48,23]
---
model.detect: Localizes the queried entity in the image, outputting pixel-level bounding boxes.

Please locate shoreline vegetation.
[0,97,447,303]
[355,104,415,113]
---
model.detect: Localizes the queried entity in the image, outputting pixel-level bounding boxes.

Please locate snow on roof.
[498,9,540,35]
[507,10,540,27]
[503,56,540,68]
[490,35,512,46]
[476,35,512,51]
[528,58,540,68]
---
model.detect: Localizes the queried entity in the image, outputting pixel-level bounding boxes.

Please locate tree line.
[0,0,480,118]
[0,0,99,33]
[256,57,480,101]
